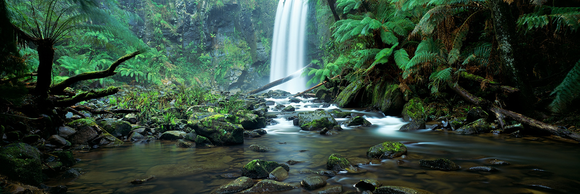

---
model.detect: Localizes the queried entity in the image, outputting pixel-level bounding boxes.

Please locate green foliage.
[306,57,346,85]
[428,67,453,93]
[336,0,363,14]
[550,60,580,113]
[517,6,580,33]
[462,42,491,66]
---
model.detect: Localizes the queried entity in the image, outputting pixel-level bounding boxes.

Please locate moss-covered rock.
[282,105,295,112]
[456,118,491,135]
[401,97,427,122]
[67,118,99,145]
[241,159,288,179]
[97,118,132,137]
[191,114,244,145]
[301,175,327,190]
[195,135,213,147]
[50,150,76,167]
[336,80,364,107]
[160,130,187,140]
[240,179,296,193]
[213,176,254,194]
[372,84,405,115]
[330,110,351,118]
[95,132,124,147]
[374,186,434,194]
[419,158,461,171]
[0,143,43,185]
[344,116,372,127]
[367,141,407,159]
[236,111,266,130]
[297,110,341,131]
[326,153,352,171]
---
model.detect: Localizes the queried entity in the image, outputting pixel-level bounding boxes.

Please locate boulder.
[191,114,244,145]
[51,150,76,167]
[195,135,213,147]
[240,179,296,193]
[297,110,342,131]
[282,105,295,112]
[288,97,301,103]
[344,116,371,127]
[160,130,187,140]
[97,118,132,137]
[177,139,193,148]
[367,141,407,159]
[420,158,461,171]
[48,135,71,147]
[401,97,427,122]
[374,186,434,194]
[237,111,266,129]
[466,107,488,122]
[456,118,491,135]
[68,118,99,145]
[318,185,343,194]
[242,159,288,179]
[57,126,76,138]
[268,166,289,181]
[0,143,43,185]
[326,153,352,171]
[330,110,351,118]
[301,175,327,190]
[372,84,405,115]
[94,132,124,147]
[400,120,426,131]
[213,176,254,194]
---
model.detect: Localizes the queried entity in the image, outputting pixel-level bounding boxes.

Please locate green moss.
[403,97,426,121]
[0,143,43,185]
[367,141,407,159]
[327,153,351,171]
[242,159,285,178]
[336,80,364,107]
[67,118,97,127]
[51,150,76,167]
[301,118,333,130]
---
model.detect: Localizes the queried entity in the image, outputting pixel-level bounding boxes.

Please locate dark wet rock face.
[400,120,426,131]
[374,186,434,194]
[355,179,381,192]
[467,166,498,172]
[97,118,132,137]
[401,97,427,122]
[241,159,288,179]
[344,116,372,127]
[420,158,461,171]
[68,118,99,145]
[466,107,489,122]
[48,135,71,147]
[237,111,266,129]
[297,110,342,131]
[213,176,254,194]
[326,153,352,171]
[367,141,407,159]
[456,118,491,135]
[240,179,296,193]
[301,175,327,190]
[58,126,76,138]
[0,143,43,185]
[51,150,76,167]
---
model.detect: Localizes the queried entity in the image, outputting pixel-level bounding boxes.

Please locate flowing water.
[56,97,580,194]
[269,0,308,93]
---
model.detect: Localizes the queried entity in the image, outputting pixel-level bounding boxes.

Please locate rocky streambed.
[37,91,580,194]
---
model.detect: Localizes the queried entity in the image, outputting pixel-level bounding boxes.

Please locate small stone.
[354,179,381,192]
[269,166,289,181]
[301,175,327,190]
[467,166,498,172]
[419,158,461,171]
[48,135,71,147]
[317,185,343,194]
[241,180,296,193]
[374,186,434,194]
[367,141,407,159]
[213,176,254,194]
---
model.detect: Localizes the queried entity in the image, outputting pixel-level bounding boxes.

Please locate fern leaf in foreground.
[550,60,580,113]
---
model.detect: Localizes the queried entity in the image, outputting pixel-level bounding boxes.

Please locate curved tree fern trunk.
[35,40,55,98]
[327,0,340,21]
[491,0,535,114]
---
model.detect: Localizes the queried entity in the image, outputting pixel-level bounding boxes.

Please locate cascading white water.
[269,0,308,93]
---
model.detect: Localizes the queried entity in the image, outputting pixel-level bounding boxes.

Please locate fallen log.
[248,64,312,94]
[449,82,580,142]
[71,106,140,114]
[458,72,519,93]
[293,75,340,97]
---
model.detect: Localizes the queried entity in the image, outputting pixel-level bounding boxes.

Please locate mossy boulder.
[242,159,289,179]
[373,84,405,115]
[330,110,351,118]
[456,118,491,135]
[282,105,295,112]
[67,118,99,145]
[466,106,489,123]
[419,158,461,171]
[195,135,213,147]
[401,97,427,122]
[297,110,341,131]
[97,118,132,137]
[0,143,43,185]
[344,116,372,127]
[400,120,426,131]
[326,153,352,171]
[94,132,124,147]
[160,130,187,140]
[213,176,254,194]
[367,141,407,159]
[240,179,296,193]
[191,114,244,145]
[336,80,364,107]
[50,150,76,167]
[236,111,266,129]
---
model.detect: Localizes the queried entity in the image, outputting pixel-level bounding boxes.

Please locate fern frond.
[336,0,362,14]
[517,6,580,33]
[406,51,444,71]
[368,43,399,73]
[394,49,410,69]
[381,30,399,45]
[354,48,381,68]
[428,67,453,93]
[461,42,491,66]
[550,60,580,113]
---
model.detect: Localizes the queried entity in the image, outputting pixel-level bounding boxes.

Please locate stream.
[56,97,580,193]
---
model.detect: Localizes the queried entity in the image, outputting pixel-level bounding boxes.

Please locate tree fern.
[368,43,399,73]
[550,60,580,113]
[336,0,362,14]
[517,6,580,33]
[394,48,410,69]
[461,42,491,66]
[428,67,453,93]
[354,48,381,68]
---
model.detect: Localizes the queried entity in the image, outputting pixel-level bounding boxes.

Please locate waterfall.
[269,0,308,93]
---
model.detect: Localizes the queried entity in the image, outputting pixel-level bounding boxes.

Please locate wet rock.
[502,123,524,133]
[269,166,289,181]
[274,104,285,110]
[253,129,267,135]
[419,158,461,171]
[249,144,271,152]
[326,153,352,171]
[94,132,124,147]
[401,97,427,122]
[286,160,303,165]
[330,110,351,118]
[190,114,244,145]
[2,182,46,194]
[240,179,296,193]
[511,130,522,138]
[0,143,43,185]
[123,113,138,124]
[267,90,291,97]
[160,130,187,140]
[68,118,99,145]
[184,132,197,141]
[243,131,261,138]
[62,168,82,179]
[97,118,132,137]
[400,120,426,131]
[129,131,145,142]
[456,118,491,135]
[48,185,68,194]
[354,179,380,192]
[514,178,580,193]
[58,126,76,138]
[282,105,295,112]
[318,185,343,194]
[525,168,553,177]
[374,186,434,194]
[367,141,407,159]
[265,101,275,106]
[486,159,510,165]
[344,116,372,127]
[177,139,193,148]
[213,176,254,194]
[51,150,76,167]
[195,135,213,147]
[467,166,498,172]
[297,110,342,131]
[48,135,71,147]
[237,111,266,129]
[466,107,489,122]
[288,97,301,103]
[242,159,289,179]
[302,175,327,190]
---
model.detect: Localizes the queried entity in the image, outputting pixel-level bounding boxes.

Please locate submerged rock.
[268,166,289,181]
[0,143,43,185]
[242,159,288,179]
[301,175,327,190]
[374,186,434,194]
[467,166,498,172]
[456,118,491,135]
[326,153,352,171]
[297,110,342,131]
[213,176,254,194]
[344,116,371,127]
[240,179,296,193]
[367,141,407,159]
[249,144,271,152]
[419,158,461,171]
[318,185,343,194]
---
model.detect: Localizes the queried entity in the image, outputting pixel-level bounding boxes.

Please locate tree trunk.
[327,0,340,21]
[249,64,311,94]
[490,0,535,113]
[35,40,55,97]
